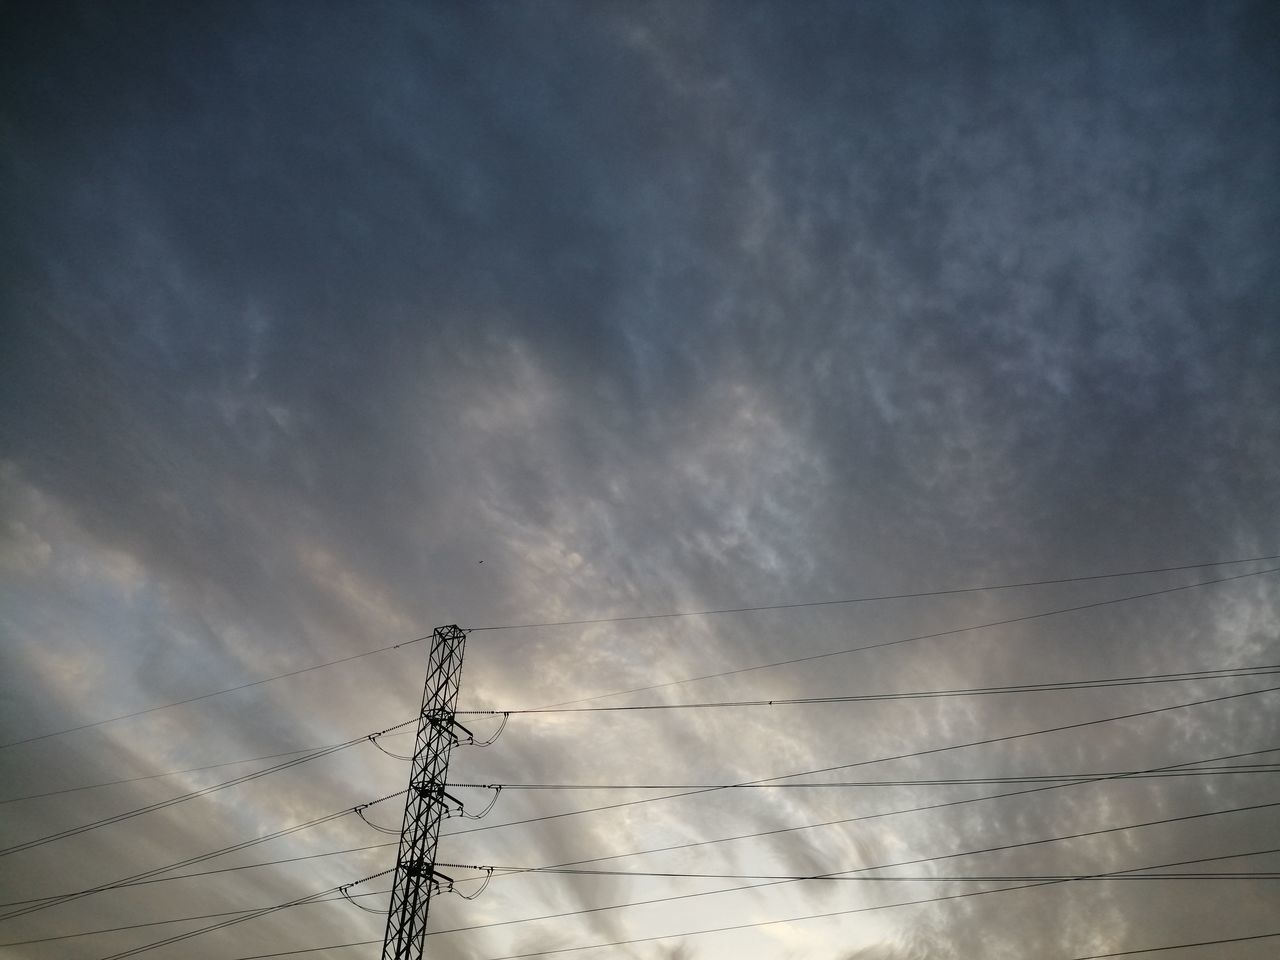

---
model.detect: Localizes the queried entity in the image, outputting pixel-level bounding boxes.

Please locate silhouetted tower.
[381,624,468,960]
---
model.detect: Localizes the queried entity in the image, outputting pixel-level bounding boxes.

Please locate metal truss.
[381,624,468,960]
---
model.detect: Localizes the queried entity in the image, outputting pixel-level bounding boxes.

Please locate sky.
[1,1,1279,958]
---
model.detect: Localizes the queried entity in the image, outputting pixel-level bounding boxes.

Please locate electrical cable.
[0,642,436,752]
[430,846,1280,960]
[0,716,413,860]
[6,751,1275,937]
[0,807,346,922]
[446,764,1280,790]
[454,663,1280,715]
[0,741,353,859]
[461,712,509,746]
[368,734,416,761]
[354,804,403,836]
[0,741,359,806]
[12,754,1277,936]
[445,745,1280,892]
[426,797,1280,941]
[0,839,398,908]
[467,553,1280,631]
[540,566,1280,708]
[338,883,387,914]
[1065,930,1280,958]
[443,684,1280,838]
[451,866,495,900]
[95,866,395,960]
[218,927,1280,960]
[436,860,1280,882]
[2,561,1268,950]
[217,848,1280,959]
[0,786,405,922]
[8,663,1267,807]
[228,942,380,960]
[0,889,392,948]
[3,554,1273,752]
[47,798,1268,955]
[75,691,1265,957]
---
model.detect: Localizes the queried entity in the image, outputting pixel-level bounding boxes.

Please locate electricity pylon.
[381,624,469,960]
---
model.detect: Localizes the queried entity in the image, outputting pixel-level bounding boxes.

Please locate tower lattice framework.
[381,624,467,960]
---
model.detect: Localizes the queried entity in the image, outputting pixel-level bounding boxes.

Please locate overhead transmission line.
[444,684,1280,839]
[0,739,388,806]
[0,839,396,909]
[15,678,1262,936]
[21,805,1277,957]
[427,794,1280,941]
[93,866,394,960]
[422,844,1280,960]
[2,554,1274,752]
[0,786,405,922]
[6,660,1268,807]
[0,888,392,949]
[9,748,1279,919]
[539,565,1280,708]
[440,863,1280,882]
[225,930,1280,960]
[211,848,1280,960]
[7,750,1277,942]
[454,662,1280,715]
[448,764,1280,791]
[467,553,1280,631]
[0,717,414,860]
[219,929,1280,960]
[9,794,1276,951]
[1066,931,1280,959]
[12,756,1280,939]
[2,564,1270,948]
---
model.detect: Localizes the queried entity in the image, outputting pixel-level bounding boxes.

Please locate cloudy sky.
[2,2,1279,958]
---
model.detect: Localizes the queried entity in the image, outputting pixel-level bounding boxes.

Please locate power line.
[2,562,1268,952]
[227,847,1280,959]
[441,863,1280,882]
[0,889,392,948]
[229,942,380,960]
[455,663,1280,715]
[437,846,1280,960]
[0,840,397,908]
[447,764,1280,791]
[0,741,352,859]
[3,554,1273,752]
[0,641,435,752]
[10,664,1268,808]
[0,726,415,806]
[0,680,1259,911]
[127,808,1280,960]
[444,684,1280,838]
[0,716,413,860]
[12,757,1280,921]
[1066,931,1280,958]
[427,797,1280,941]
[516,754,1280,875]
[0,807,346,921]
[11,753,1275,942]
[0,786,404,922]
[95,866,394,960]
[0,742,361,806]
[222,929,1280,960]
[542,565,1280,708]
[468,553,1280,631]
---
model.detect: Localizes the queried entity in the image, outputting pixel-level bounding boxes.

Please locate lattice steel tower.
[381,624,468,960]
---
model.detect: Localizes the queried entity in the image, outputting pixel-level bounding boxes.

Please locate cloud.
[1,1,1278,958]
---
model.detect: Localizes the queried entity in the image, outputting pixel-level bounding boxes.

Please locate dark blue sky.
[2,3,1278,958]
